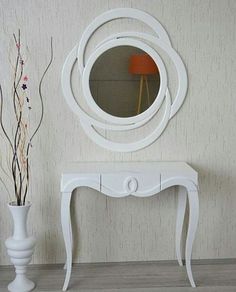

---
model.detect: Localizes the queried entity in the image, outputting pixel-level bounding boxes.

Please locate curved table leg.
[61,192,73,291]
[176,186,187,266]
[63,221,73,270]
[185,189,199,288]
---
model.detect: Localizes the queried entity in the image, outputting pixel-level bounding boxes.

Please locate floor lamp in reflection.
[129,53,158,114]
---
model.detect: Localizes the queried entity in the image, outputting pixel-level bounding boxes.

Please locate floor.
[1,260,236,292]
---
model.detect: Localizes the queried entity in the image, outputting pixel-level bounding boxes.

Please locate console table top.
[61,162,198,182]
[62,161,196,172]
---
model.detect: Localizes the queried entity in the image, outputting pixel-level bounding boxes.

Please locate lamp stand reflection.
[129,53,158,114]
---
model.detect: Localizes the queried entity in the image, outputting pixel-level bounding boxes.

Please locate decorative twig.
[13,30,23,119]
[23,37,53,205]
[0,31,53,205]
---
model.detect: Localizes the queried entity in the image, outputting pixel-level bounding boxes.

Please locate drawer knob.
[124,177,138,193]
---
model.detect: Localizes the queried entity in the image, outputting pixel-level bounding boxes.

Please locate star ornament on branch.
[21,83,27,90]
[0,30,53,206]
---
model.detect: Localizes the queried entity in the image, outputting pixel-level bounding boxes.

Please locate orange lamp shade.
[129,53,158,75]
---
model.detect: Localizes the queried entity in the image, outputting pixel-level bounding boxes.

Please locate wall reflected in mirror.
[89,46,160,118]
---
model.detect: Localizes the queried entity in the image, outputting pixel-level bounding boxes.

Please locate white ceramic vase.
[5,202,36,292]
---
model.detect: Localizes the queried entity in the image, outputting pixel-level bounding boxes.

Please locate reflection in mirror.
[89,46,160,118]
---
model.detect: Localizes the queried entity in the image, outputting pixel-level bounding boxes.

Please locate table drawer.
[101,172,160,197]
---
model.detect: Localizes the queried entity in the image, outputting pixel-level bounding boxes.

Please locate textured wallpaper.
[0,0,236,265]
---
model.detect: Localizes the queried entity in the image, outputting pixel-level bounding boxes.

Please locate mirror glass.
[89,46,160,118]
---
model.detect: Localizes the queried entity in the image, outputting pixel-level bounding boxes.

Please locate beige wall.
[0,0,236,265]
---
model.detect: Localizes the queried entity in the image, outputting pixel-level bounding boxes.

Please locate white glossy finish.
[5,203,36,292]
[61,162,199,290]
[61,8,188,152]
[176,186,187,267]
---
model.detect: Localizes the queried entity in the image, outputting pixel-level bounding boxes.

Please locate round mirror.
[89,46,160,118]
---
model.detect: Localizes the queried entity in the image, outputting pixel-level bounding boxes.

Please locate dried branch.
[12,30,23,119]
[0,31,53,206]
[23,37,53,205]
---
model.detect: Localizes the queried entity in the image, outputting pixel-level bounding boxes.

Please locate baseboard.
[1,258,236,270]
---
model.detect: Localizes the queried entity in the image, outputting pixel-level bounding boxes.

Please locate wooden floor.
[1,260,236,292]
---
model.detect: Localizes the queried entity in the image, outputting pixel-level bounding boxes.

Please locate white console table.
[61,162,199,291]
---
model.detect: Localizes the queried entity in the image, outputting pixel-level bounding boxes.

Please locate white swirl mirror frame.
[61,8,188,152]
